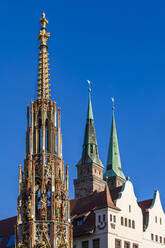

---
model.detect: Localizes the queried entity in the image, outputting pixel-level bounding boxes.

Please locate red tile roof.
[71,185,119,216]
[0,216,16,248]
[70,186,120,237]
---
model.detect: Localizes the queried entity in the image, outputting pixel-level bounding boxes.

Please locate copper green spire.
[77,89,103,167]
[87,93,94,120]
[104,107,125,180]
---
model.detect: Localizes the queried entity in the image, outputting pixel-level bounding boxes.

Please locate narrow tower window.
[90,144,93,154]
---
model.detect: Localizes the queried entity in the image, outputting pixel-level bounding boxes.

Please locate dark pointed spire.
[104,105,125,180]
[77,90,103,167]
[37,12,51,100]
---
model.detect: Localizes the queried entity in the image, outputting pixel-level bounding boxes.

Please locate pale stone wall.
[106,181,143,247]
[73,233,107,248]
[143,191,165,248]
[73,180,165,248]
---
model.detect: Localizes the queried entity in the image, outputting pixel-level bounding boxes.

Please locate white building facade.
[72,94,165,248]
[72,180,165,248]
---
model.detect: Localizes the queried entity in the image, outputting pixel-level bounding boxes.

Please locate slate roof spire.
[78,87,103,167]
[104,104,125,180]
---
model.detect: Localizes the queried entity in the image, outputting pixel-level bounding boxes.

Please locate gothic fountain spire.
[37,12,51,100]
[15,13,73,248]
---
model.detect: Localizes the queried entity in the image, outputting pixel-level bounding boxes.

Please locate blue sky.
[1,0,165,219]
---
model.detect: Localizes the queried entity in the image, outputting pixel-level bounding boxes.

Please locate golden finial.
[87,80,92,93]
[38,12,50,48]
[111,97,115,111]
[37,12,51,100]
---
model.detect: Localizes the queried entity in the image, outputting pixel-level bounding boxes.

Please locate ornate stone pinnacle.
[37,12,51,100]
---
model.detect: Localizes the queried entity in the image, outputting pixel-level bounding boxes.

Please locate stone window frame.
[160,217,162,225]
[132,220,135,229]
[110,214,112,222]
[128,219,131,228]
[129,205,131,213]
[82,240,89,248]
[115,239,121,248]
[155,216,157,223]
[155,235,158,242]
[124,241,130,248]
[121,217,123,225]
[151,233,154,241]
[125,218,127,227]
[133,244,139,248]
[92,238,100,248]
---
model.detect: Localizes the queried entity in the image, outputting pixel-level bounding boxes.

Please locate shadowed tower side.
[104,105,126,189]
[74,87,106,198]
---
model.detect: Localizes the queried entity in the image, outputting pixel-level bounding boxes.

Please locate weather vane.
[111,97,115,111]
[87,80,92,93]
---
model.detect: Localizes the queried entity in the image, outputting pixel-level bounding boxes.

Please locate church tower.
[74,88,106,198]
[15,13,73,248]
[104,106,126,189]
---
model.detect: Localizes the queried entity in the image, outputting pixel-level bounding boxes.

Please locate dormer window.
[76,218,83,226]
